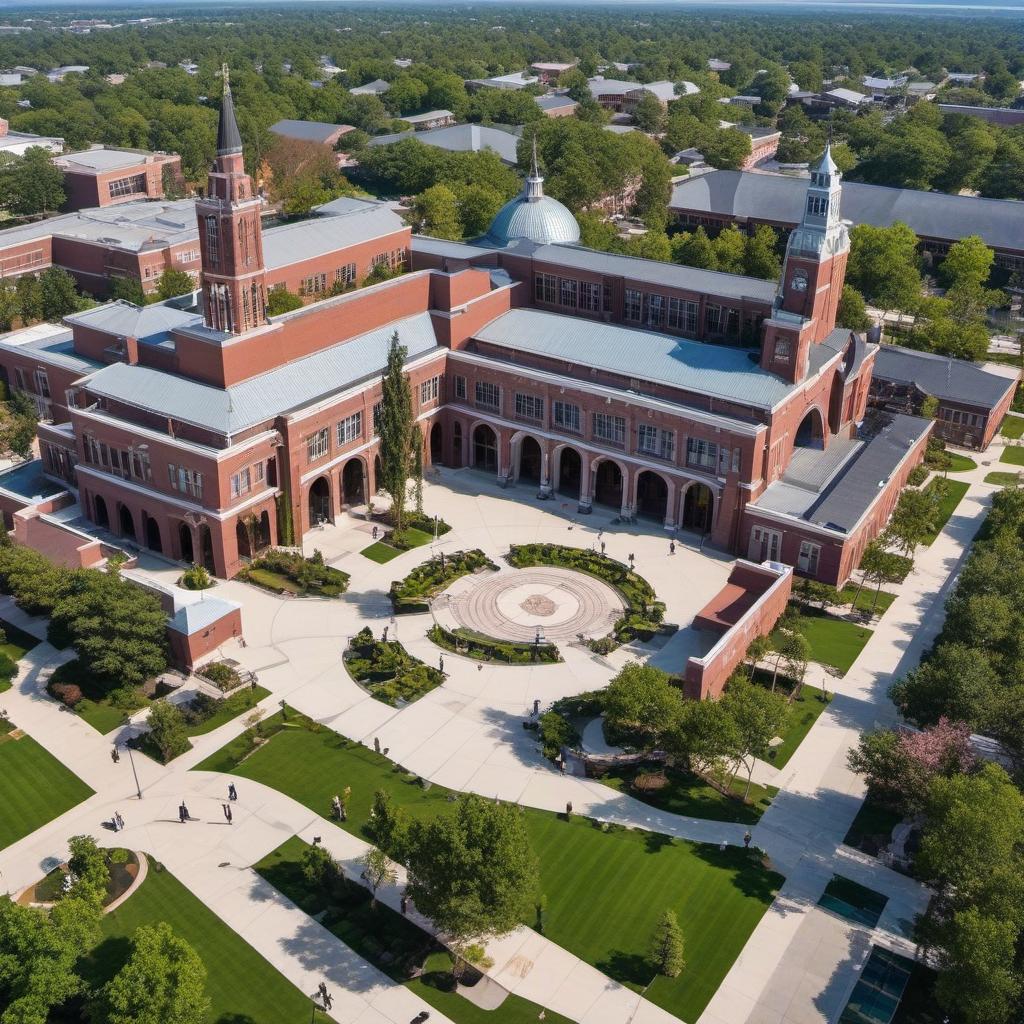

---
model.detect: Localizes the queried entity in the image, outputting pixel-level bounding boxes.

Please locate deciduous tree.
[650,910,685,977]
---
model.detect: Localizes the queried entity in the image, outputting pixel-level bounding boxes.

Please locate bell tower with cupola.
[761,144,851,382]
[196,65,268,335]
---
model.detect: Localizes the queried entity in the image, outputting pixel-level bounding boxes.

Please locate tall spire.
[525,136,544,201]
[217,62,243,157]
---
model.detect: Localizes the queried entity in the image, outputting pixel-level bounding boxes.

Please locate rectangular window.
[559,278,577,308]
[474,380,500,411]
[306,427,329,463]
[638,423,674,460]
[419,375,441,406]
[553,400,581,433]
[13,367,25,390]
[668,297,698,334]
[807,195,829,217]
[624,288,642,322]
[579,281,602,312]
[335,263,356,286]
[686,437,718,471]
[593,412,626,447]
[372,401,382,433]
[732,448,741,473]
[705,304,723,334]
[204,217,219,265]
[34,369,49,398]
[515,392,543,422]
[231,469,251,498]
[108,173,147,199]
[337,411,363,446]
[798,540,821,576]
[602,283,612,313]
[300,273,327,296]
[454,375,467,400]
[774,338,792,362]
[643,293,665,327]
[535,273,557,304]
[254,461,265,483]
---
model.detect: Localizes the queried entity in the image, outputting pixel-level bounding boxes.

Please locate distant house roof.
[708,58,732,72]
[53,147,167,173]
[938,104,1024,126]
[468,70,538,90]
[873,344,1017,410]
[531,61,577,73]
[753,413,931,534]
[588,78,688,102]
[669,169,1024,254]
[167,597,240,636]
[350,78,390,95]
[946,71,982,82]
[535,94,578,112]
[263,198,405,271]
[862,75,907,91]
[269,119,355,144]
[399,109,453,125]
[473,307,794,410]
[824,87,868,105]
[83,310,443,437]
[907,82,937,96]
[368,123,520,165]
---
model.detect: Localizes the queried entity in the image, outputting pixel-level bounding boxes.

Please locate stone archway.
[430,422,443,464]
[118,504,136,540]
[473,424,498,472]
[518,435,543,485]
[308,476,332,525]
[178,522,194,563]
[198,525,215,573]
[636,470,669,522]
[342,458,365,506]
[257,510,272,551]
[452,422,463,466]
[795,406,825,450]
[373,454,383,492]
[682,483,714,534]
[593,460,624,509]
[556,447,582,499]
[144,514,162,553]
[94,495,110,530]
[236,519,252,561]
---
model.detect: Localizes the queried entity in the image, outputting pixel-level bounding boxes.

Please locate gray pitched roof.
[532,243,777,304]
[83,312,441,437]
[368,123,520,165]
[54,148,154,172]
[754,413,931,533]
[0,323,99,375]
[535,94,578,111]
[474,307,793,409]
[167,597,240,635]
[873,344,1016,410]
[65,300,200,343]
[269,119,352,144]
[263,200,405,271]
[670,169,1024,253]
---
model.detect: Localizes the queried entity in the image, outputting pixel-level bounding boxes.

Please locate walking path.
[0,455,1004,1024]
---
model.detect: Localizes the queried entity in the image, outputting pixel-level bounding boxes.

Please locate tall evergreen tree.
[650,910,686,977]
[378,331,413,532]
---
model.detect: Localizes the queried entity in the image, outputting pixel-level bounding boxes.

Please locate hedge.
[343,626,445,706]
[389,549,497,613]
[428,623,560,664]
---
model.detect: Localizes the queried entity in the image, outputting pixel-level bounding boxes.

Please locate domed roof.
[485,144,580,247]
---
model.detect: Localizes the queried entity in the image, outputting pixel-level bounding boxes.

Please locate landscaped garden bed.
[21,848,140,909]
[46,658,150,735]
[362,511,452,564]
[0,618,37,693]
[920,477,969,544]
[238,548,349,597]
[197,660,242,692]
[344,626,445,705]
[428,623,560,664]
[198,710,783,1024]
[507,544,666,649]
[389,548,497,613]
[181,685,271,736]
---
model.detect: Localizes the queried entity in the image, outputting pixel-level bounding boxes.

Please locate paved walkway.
[0,453,1003,1024]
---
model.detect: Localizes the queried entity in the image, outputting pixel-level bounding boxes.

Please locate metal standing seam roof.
[474,307,794,409]
[532,243,778,304]
[54,148,157,173]
[670,169,1024,253]
[873,344,1016,409]
[368,123,520,165]
[535,94,578,111]
[350,78,390,94]
[167,597,240,635]
[825,87,868,104]
[64,300,200,342]
[588,78,679,101]
[0,324,100,374]
[262,203,406,271]
[82,312,442,437]
[269,119,353,144]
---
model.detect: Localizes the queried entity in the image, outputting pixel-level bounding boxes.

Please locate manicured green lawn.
[599,763,777,824]
[361,526,434,563]
[837,583,897,617]
[185,685,271,737]
[201,717,782,1023]
[985,470,1023,486]
[921,479,970,544]
[1001,445,1024,465]
[942,452,976,472]
[1001,414,1024,439]
[769,684,833,767]
[0,618,37,693]
[792,609,872,675]
[76,692,147,736]
[0,720,93,850]
[360,541,404,563]
[79,855,324,1024]
[244,566,303,594]
[256,838,573,1024]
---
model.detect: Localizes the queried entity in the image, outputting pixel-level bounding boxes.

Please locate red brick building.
[0,77,939,594]
[52,147,183,211]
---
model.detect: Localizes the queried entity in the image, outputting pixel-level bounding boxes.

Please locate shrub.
[389,549,497,613]
[198,661,241,691]
[343,628,445,706]
[240,548,350,596]
[428,623,560,664]
[180,564,212,590]
[51,682,83,707]
[539,711,578,760]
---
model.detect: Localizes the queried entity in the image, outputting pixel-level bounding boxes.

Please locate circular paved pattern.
[446,567,625,642]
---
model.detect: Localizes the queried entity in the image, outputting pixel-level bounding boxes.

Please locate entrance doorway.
[144,515,162,553]
[682,484,714,534]
[636,471,669,521]
[557,447,581,499]
[342,459,365,506]
[748,525,782,562]
[178,522,194,563]
[308,476,331,525]
[593,460,624,509]
[94,495,109,530]
[236,519,252,561]
[518,436,542,485]
[430,422,443,464]
[473,424,498,472]
[118,504,136,540]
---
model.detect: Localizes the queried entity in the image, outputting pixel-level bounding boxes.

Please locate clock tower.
[761,145,851,382]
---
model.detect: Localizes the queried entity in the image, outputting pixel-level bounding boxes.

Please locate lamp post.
[121,735,142,800]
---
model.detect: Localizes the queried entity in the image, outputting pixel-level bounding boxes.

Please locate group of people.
[175,784,239,825]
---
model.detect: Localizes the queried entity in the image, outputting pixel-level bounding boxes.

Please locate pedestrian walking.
[324,992,332,1011]
[669,539,676,555]
[181,801,190,821]
[178,803,186,824]
[600,540,606,554]
[111,745,120,764]
[331,794,342,819]
[111,814,119,832]
[228,782,237,801]
[372,525,379,539]
[743,831,752,849]
[115,811,125,831]
[438,654,444,672]
[318,981,327,1002]
[223,803,233,825]
[400,892,409,915]
[374,736,381,754]
[533,698,540,715]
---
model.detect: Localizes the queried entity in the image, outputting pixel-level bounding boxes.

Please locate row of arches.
[306,456,373,528]
[465,424,714,533]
